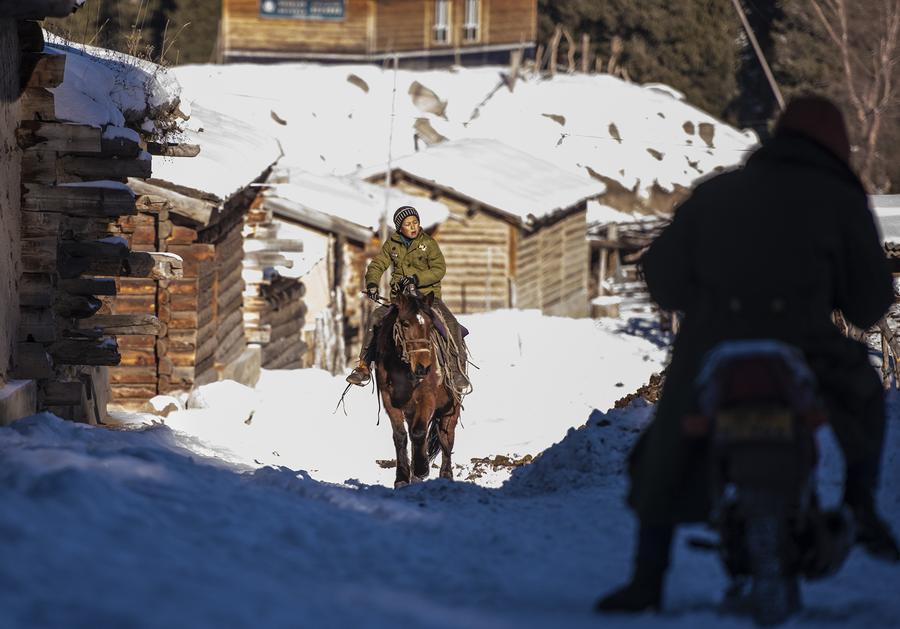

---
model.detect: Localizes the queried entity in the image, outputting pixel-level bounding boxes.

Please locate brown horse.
[374,290,461,488]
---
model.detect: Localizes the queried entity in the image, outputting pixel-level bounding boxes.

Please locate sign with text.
[259,0,345,20]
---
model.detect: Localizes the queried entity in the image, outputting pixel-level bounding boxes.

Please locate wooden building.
[367,138,605,317]
[256,168,447,371]
[5,21,186,424]
[220,0,536,66]
[110,105,282,408]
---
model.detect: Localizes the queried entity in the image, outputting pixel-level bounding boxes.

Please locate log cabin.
[220,0,537,66]
[2,17,186,425]
[112,104,283,409]
[366,138,606,317]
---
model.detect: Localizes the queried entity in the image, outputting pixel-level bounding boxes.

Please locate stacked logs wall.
[15,21,179,419]
[243,205,307,370]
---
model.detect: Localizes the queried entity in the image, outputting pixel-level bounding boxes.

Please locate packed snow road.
[1,311,898,628]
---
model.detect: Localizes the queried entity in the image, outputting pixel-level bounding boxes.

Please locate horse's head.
[395,290,436,380]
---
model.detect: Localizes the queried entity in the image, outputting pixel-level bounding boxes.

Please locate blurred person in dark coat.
[597,96,900,614]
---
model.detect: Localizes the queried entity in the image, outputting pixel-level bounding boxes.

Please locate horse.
[373,289,462,488]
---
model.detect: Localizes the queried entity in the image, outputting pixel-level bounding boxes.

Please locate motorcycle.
[686,340,855,626]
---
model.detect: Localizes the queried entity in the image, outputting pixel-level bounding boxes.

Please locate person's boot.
[451,348,469,390]
[595,522,673,613]
[844,462,900,562]
[346,360,371,386]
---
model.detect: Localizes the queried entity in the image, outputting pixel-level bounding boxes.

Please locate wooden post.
[535,44,544,73]
[562,29,576,73]
[581,34,591,73]
[549,26,562,77]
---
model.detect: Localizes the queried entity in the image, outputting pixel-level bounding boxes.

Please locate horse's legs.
[410,401,436,480]
[438,407,460,480]
[382,394,410,488]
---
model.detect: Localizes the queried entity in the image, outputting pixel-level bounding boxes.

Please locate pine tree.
[537,0,741,119]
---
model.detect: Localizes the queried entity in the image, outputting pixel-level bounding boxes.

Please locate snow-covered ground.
[2,311,899,628]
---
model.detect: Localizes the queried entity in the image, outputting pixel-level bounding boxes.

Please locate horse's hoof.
[394,480,409,489]
[410,474,427,484]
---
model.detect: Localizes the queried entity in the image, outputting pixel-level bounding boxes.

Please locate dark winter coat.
[365,231,446,298]
[628,132,894,525]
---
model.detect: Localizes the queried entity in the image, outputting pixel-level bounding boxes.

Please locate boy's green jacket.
[365,231,446,298]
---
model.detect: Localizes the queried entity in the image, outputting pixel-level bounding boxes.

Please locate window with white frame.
[463,0,480,42]
[433,0,450,44]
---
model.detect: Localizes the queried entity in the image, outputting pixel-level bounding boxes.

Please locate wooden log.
[98,131,142,159]
[117,335,156,350]
[17,121,102,153]
[109,385,157,400]
[78,314,164,336]
[118,349,156,367]
[18,307,57,343]
[110,295,156,316]
[108,366,158,385]
[23,183,135,216]
[20,273,55,307]
[20,52,66,89]
[116,279,156,296]
[21,149,57,184]
[14,342,54,378]
[20,87,55,122]
[246,325,271,344]
[146,142,201,157]
[58,155,152,181]
[54,293,102,319]
[128,179,216,226]
[21,236,57,273]
[167,225,198,245]
[59,278,118,296]
[148,252,183,280]
[41,381,85,406]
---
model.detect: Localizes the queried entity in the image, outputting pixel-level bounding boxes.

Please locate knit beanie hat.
[393,205,419,231]
[775,96,851,165]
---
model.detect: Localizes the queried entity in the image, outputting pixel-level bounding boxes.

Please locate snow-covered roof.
[872,195,900,246]
[45,35,181,131]
[586,200,662,226]
[170,64,755,202]
[151,104,282,202]
[264,169,449,238]
[372,138,606,224]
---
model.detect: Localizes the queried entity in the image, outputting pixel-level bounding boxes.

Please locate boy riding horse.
[346,205,469,389]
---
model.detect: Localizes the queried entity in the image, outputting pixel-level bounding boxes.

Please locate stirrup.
[346,366,370,386]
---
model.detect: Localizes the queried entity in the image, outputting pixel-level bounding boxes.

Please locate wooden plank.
[17,121,102,152]
[21,148,56,184]
[116,335,156,350]
[23,183,135,216]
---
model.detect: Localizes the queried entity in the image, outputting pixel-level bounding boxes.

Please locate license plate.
[715,407,795,442]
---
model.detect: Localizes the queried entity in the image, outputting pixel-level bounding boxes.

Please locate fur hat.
[775,96,851,164]
[393,205,419,231]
